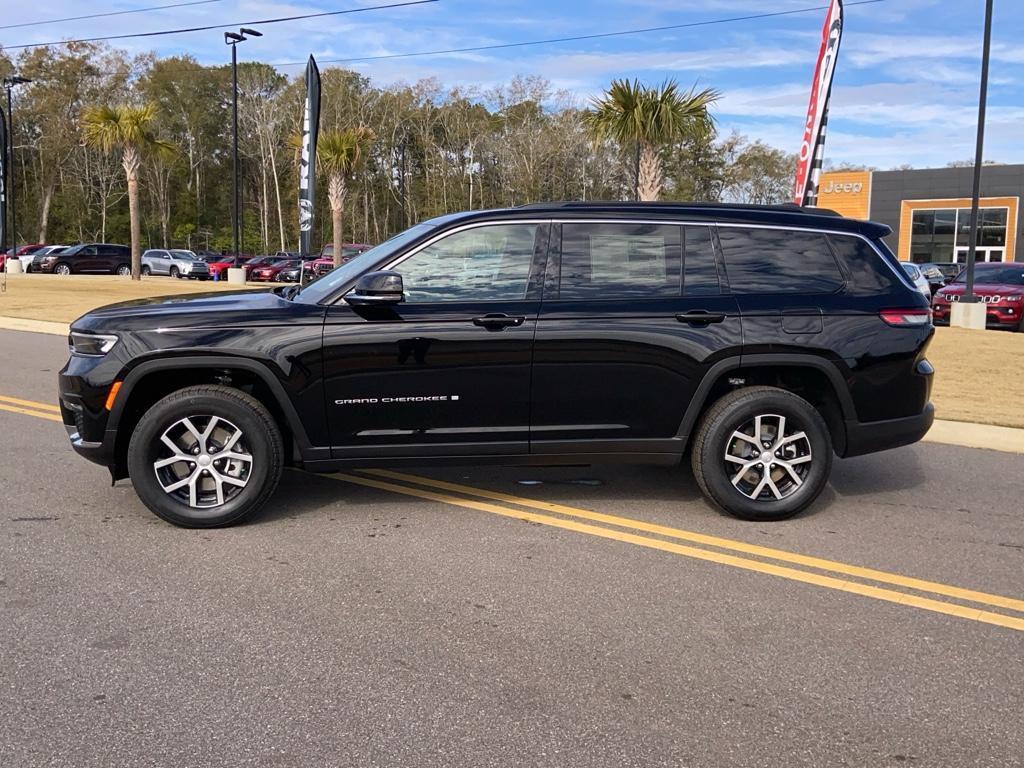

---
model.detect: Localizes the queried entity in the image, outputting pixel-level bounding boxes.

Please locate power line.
[11,0,883,80]
[0,0,439,52]
[300,0,885,67]
[0,0,228,32]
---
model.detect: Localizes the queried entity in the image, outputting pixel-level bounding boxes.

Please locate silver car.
[902,262,931,296]
[141,249,210,279]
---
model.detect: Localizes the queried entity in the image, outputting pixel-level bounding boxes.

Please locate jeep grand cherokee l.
[58,202,935,528]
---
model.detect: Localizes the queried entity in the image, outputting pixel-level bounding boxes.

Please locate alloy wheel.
[724,413,812,501]
[153,415,253,509]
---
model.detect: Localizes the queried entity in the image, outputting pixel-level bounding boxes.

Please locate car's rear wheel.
[115,264,131,277]
[691,386,832,521]
[54,263,72,275]
[141,265,151,276]
[127,385,283,527]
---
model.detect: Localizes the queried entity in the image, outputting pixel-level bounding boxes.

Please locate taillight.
[880,309,932,327]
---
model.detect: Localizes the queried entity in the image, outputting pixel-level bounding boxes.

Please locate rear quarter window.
[827,234,904,294]
[718,227,844,294]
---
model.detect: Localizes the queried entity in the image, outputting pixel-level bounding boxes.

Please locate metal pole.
[231,42,240,258]
[6,86,15,253]
[964,0,993,304]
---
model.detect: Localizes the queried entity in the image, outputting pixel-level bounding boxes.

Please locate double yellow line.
[335,469,1024,633]
[3,390,1022,632]
[0,394,62,422]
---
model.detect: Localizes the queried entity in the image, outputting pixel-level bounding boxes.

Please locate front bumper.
[842,402,935,458]
[933,303,1021,329]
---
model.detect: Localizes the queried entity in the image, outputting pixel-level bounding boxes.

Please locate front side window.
[397,224,539,303]
[559,223,681,299]
[719,228,844,294]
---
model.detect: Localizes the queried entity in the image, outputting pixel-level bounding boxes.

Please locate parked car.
[917,263,947,294]
[22,245,68,272]
[4,243,48,271]
[240,255,279,277]
[248,258,300,282]
[200,254,249,280]
[34,243,132,275]
[902,262,931,296]
[57,201,935,528]
[317,243,372,269]
[932,263,1024,331]
[273,262,305,283]
[141,249,210,279]
[931,262,963,283]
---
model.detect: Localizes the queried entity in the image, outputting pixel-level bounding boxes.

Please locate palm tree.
[317,127,375,267]
[82,104,172,279]
[586,79,719,202]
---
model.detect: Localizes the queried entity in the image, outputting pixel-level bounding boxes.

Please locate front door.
[322,222,548,458]
[531,222,741,455]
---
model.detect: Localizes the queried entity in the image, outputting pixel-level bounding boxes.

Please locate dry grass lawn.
[0,275,1021,427]
[928,326,1024,429]
[0,273,263,323]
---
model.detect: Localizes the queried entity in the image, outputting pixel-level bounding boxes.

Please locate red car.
[240,255,280,278]
[932,263,1024,331]
[201,254,249,280]
[2,243,46,270]
[248,258,299,282]
[314,243,372,276]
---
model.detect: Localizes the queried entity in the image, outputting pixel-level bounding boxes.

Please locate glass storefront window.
[908,206,1008,263]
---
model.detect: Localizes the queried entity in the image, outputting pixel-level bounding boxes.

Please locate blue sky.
[3,0,1023,168]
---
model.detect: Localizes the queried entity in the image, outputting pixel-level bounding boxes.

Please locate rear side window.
[683,226,721,296]
[828,235,904,294]
[719,227,844,294]
[559,223,681,299]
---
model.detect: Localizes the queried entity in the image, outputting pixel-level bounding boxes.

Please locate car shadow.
[829,448,929,497]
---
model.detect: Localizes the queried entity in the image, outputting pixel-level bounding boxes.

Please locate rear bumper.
[841,402,935,458]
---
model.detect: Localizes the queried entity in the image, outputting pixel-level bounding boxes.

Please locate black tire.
[170,266,180,278]
[141,265,151,276]
[691,386,833,522]
[53,262,72,275]
[115,264,131,277]
[127,385,284,528]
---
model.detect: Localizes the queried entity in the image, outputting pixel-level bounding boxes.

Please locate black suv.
[35,243,132,275]
[58,203,935,527]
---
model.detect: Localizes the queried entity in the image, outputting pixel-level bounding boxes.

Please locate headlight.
[69,332,119,356]
[1005,295,1022,302]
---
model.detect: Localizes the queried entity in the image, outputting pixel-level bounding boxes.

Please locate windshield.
[170,250,197,260]
[296,223,437,304]
[953,266,1024,286]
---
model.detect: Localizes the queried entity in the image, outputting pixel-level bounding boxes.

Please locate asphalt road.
[1,328,1022,768]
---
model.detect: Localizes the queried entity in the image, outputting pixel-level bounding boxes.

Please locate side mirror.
[345,270,404,306]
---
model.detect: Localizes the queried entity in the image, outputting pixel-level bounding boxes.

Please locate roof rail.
[515,200,842,217]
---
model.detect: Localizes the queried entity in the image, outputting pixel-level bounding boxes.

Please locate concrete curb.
[0,316,70,336]
[1,313,1022,454]
[923,419,1024,454]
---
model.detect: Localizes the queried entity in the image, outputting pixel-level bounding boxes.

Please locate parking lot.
[1,326,1022,767]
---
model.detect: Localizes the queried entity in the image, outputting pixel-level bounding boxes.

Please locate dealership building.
[817,165,1023,265]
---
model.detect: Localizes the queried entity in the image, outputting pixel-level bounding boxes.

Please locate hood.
[938,282,1023,296]
[70,288,295,332]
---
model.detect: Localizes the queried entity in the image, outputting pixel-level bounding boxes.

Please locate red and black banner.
[298,55,321,258]
[794,0,843,207]
[0,107,7,251]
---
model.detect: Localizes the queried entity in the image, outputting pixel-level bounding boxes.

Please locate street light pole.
[224,28,262,258]
[963,0,993,306]
[3,76,32,254]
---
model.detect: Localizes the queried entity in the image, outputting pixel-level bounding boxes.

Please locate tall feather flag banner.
[794,0,843,207]
[298,55,321,258]
[0,107,7,251]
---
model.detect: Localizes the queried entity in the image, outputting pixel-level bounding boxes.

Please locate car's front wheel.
[691,386,832,521]
[169,266,180,278]
[54,263,72,275]
[127,385,284,527]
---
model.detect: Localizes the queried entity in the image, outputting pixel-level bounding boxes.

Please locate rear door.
[530,221,741,456]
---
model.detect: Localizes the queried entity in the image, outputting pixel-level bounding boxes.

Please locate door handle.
[472,313,526,330]
[676,310,726,326]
